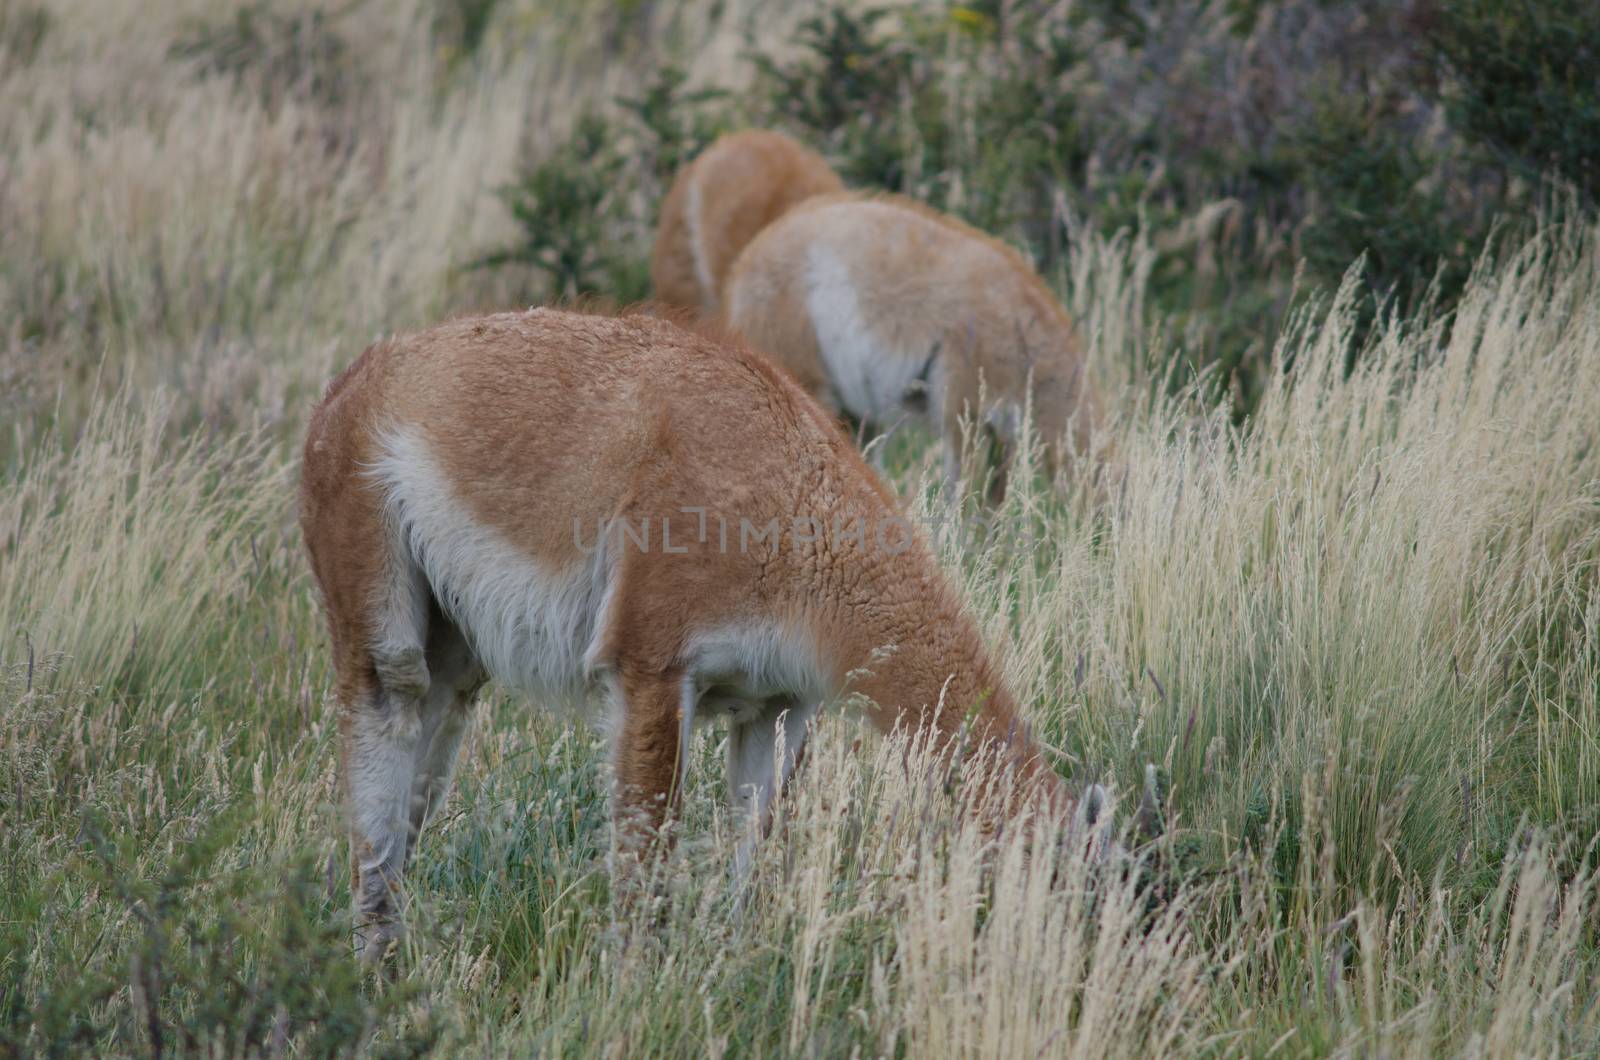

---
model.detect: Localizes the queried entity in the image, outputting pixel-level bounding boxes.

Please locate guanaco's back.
[723,193,1098,498]
[652,129,845,312]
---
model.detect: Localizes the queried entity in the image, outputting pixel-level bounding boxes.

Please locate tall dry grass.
[1,0,1596,1056]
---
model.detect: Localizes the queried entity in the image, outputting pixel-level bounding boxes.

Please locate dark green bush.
[1285,90,1482,323]
[475,67,728,305]
[474,113,638,302]
[751,7,920,191]
[1430,0,1600,203]
[617,64,729,187]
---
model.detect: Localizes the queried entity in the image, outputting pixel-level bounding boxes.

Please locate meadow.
[2,0,1597,1055]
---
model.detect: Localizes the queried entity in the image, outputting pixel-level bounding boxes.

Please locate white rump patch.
[804,243,942,425]
[367,427,610,715]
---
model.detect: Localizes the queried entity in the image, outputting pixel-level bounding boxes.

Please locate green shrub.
[1285,90,1479,320]
[750,10,929,194]
[617,63,729,187]
[473,113,640,302]
[475,68,728,306]
[750,6,916,190]
[1430,0,1600,202]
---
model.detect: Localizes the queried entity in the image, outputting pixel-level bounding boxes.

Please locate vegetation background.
[2,0,1597,1055]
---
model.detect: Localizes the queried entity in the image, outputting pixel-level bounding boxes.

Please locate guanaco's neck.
[823,561,1062,807]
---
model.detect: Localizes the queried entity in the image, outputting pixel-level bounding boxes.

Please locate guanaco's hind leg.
[343,669,424,964]
[343,592,483,964]
[406,608,485,849]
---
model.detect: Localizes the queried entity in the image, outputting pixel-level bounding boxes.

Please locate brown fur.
[300,308,1067,950]
[722,191,1101,495]
[651,129,845,312]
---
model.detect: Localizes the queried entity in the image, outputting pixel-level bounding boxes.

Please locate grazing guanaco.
[299,308,1076,960]
[723,193,1099,500]
[651,129,844,312]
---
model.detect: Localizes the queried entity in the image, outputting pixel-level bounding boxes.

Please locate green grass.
[2,1,1598,1056]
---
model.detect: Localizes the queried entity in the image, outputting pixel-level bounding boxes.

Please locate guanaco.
[652,129,844,312]
[299,308,1075,960]
[723,193,1099,500]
